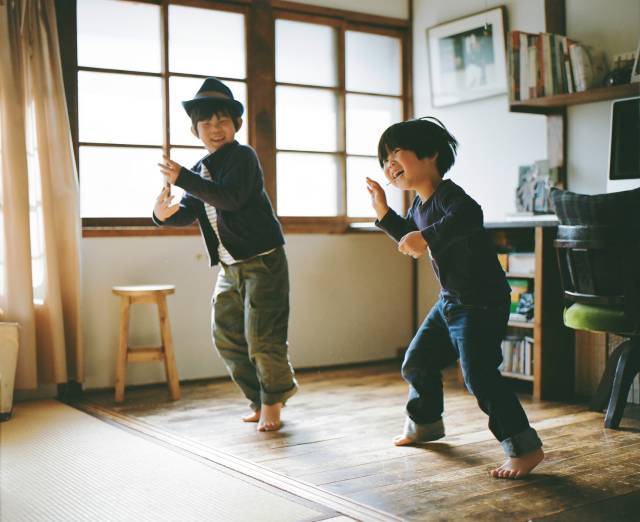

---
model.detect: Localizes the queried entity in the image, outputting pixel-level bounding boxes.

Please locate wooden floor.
[82,362,640,521]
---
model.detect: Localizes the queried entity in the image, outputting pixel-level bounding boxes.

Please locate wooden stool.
[112,285,180,403]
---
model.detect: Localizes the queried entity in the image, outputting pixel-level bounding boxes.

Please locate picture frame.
[631,38,640,83]
[427,6,508,107]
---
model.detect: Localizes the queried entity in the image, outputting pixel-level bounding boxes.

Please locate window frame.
[56,0,412,237]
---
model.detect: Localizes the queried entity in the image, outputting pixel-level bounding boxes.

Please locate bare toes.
[393,435,413,446]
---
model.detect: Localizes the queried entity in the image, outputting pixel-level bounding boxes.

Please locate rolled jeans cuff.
[260,381,298,406]
[500,426,542,457]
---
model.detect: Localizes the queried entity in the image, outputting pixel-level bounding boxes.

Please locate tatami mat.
[0,400,338,522]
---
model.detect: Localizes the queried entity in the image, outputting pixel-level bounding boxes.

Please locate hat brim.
[182,97,244,117]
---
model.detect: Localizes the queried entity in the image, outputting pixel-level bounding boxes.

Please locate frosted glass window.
[77,0,161,73]
[78,72,162,145]
[347,157,404,218]
[346,94,402,156]
[346,31,402,95]
[276,20,337,87]
[169,6,245,78]
[170,147,208,171]
[80,147,163,217]
[277,153,339,216]
[276,87,338,152]
[168,147,207,202]
[169,77,247,146]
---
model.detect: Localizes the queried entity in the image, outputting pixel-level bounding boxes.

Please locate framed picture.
[428,7,508,107]
[631,38,640,83]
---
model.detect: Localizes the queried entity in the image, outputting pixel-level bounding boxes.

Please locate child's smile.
[196,114,238,152]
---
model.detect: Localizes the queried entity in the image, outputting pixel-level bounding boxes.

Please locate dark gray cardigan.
[153,141,284,266]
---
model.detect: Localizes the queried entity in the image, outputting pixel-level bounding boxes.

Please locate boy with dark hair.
[366,117,544,479]
[154,77,297,432]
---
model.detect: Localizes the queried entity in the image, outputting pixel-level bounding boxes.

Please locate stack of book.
[507,31,608,101]
[499,336,534,377]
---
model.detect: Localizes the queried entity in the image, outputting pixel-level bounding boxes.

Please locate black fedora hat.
[182,77,244,117]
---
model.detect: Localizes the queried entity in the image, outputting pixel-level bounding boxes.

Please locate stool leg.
[115,297,130,403]
[158,295,180,400]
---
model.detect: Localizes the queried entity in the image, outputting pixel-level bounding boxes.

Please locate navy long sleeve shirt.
[377,179,511,305]
[153,141,285,266]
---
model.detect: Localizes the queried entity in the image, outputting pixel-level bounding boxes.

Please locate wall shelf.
[508,320,535,330]
[502,371,535,382]
[510,83,640,115]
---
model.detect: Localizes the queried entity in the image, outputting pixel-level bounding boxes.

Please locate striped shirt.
[200,163,275,265]
[200,164,238,265]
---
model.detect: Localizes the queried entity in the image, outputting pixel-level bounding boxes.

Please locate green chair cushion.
[564,303,640,336]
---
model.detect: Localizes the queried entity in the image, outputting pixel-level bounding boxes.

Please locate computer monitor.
[607,96,640,192]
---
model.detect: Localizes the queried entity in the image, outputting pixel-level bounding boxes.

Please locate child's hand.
[157,155,183,185]
[366,177,390,220]
[154,187,180,222]
[398,231,428,259]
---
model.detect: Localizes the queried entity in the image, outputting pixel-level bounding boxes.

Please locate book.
[524,336,534,376]
[528,34,538,99]
[519,32,530,100]
[508,30,607,97]
[541,33,554,96]
[508,253,535,275]
[507,278,529,312]
[497,253,509,272]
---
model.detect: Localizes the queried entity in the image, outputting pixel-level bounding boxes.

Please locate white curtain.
[0,0,83,389]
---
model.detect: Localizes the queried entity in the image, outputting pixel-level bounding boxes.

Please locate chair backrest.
[551,187,640,318]
[554,225,638,307]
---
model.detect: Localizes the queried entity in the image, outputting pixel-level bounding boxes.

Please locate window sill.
[82,221,382,237]
[82,226,200,238]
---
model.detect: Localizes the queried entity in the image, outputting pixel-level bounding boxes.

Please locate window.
[274,16,407,225]
[75,0,247,222]
[61,0,411,233]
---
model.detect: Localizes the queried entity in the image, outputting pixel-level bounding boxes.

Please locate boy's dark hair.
[377,117,458,176]
[190,100,242,135]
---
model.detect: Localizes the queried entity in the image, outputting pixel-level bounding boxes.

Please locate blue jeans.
[401,296,542,457]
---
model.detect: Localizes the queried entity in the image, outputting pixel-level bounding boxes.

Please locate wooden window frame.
[56,0,411,237]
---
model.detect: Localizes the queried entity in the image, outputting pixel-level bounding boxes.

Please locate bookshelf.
[510,83,640,114]
[487,221,574,400]
[507,0,640,190]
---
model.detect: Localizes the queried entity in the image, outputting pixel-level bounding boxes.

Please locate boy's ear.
[191,126,199,138]
[235,117,243,131]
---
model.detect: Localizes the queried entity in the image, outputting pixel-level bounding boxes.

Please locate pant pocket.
[247,305,289,345]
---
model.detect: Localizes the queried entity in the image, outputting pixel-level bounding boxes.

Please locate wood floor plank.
[83,362,640,521]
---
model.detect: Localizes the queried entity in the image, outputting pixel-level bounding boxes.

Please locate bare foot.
[491,447,544,479]
[393,435,414,446]
[242,410,260,423]
[393,417,445,446]
[258,402,282,432]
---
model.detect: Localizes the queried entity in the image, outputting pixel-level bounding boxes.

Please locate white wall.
[291,0,409,19]
[82,234,413,389]
[566,0,640,194]
[413,0,547,223]
[413,0,548,318]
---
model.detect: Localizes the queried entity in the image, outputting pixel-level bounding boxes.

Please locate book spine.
[509,31,520,101]
[528,35,538,98]
[554,34,567,93]
[570,43,585,92]
[519,32,529,100]
[542,33,554,95]
[536,34,545,97]
[562,37,575,93]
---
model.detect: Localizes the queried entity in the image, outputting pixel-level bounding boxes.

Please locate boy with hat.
[154,77,297,431]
